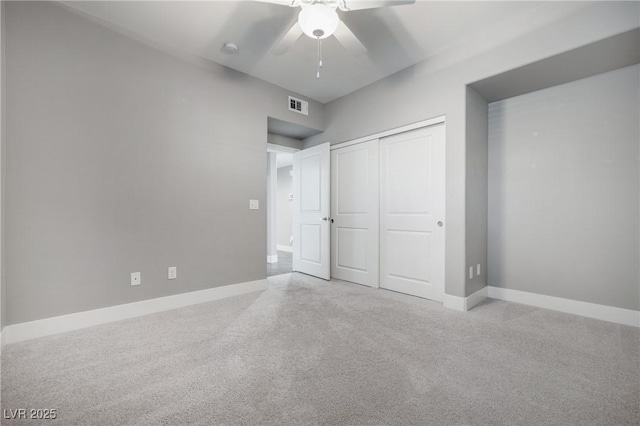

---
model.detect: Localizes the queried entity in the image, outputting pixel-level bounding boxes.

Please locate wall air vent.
[288,96,309,116]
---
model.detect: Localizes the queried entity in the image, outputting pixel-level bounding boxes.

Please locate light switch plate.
[131,272,141,286]
[249,199,259,210]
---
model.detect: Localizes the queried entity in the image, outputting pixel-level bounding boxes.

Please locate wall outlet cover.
[168,266,177,280]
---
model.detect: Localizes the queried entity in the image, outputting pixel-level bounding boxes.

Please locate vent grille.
[288,96,309,116]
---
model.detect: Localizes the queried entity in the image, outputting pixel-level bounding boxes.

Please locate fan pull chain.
[316,37,323,79]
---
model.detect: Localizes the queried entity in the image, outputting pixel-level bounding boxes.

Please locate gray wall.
[277,165,293,248]
[487,65,640,311]
[267,133,303,150]
[303,1,638,299]
[465,87,488,296]
[4,1,323,325]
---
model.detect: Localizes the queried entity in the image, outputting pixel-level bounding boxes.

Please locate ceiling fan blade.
[253,0,300,7]
[271,23,303,55]
[333,21,367,56]
[339,0,415,11]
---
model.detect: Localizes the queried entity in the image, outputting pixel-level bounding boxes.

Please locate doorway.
[267,143,299,277]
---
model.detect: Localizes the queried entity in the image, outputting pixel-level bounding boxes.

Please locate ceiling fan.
[256,0,415,77]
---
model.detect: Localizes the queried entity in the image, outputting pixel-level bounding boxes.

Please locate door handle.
[437,221,443,227]
[321,217,329,221]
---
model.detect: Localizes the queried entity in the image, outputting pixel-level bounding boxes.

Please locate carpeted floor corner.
[1,273,638,425]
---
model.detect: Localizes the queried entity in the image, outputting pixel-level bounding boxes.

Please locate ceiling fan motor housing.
[298,4,340,39]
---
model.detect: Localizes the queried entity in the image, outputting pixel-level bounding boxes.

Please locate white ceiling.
[61,0,592,104]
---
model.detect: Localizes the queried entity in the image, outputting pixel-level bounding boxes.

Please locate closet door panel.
[380,124,445,301]
[330,140,379,287]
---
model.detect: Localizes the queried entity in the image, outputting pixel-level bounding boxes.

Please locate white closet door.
[330,140,379,287]
[380,123,445,301]
[293,142,331,280]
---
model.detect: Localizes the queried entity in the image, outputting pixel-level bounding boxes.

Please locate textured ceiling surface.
[61,1,592,103]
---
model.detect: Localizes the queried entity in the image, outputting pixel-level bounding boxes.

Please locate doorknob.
[321,217,329,221]
[437,221,443,227]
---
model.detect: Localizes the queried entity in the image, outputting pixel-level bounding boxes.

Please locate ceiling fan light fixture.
[298,4,339,39]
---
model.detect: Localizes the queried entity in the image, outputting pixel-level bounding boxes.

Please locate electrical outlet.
[469,267,474,280]
[477,264,481,276]
[168,266,177,280]
[249,199,259,210]
[131,272,141,286]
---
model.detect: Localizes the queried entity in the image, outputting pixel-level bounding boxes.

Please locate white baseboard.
[267,255,278,264]
[2,279,269,346]
[277,245,292,253]
[443,286,488,312]
[488,286,640,327]
[443,294,465,311]
[466,286,489,310]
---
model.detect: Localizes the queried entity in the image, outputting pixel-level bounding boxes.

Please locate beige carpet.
[2,273,639,425]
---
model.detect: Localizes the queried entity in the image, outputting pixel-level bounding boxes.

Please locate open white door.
[292,143,331,280]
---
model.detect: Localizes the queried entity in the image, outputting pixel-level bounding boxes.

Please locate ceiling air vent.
[288,96,309,116]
